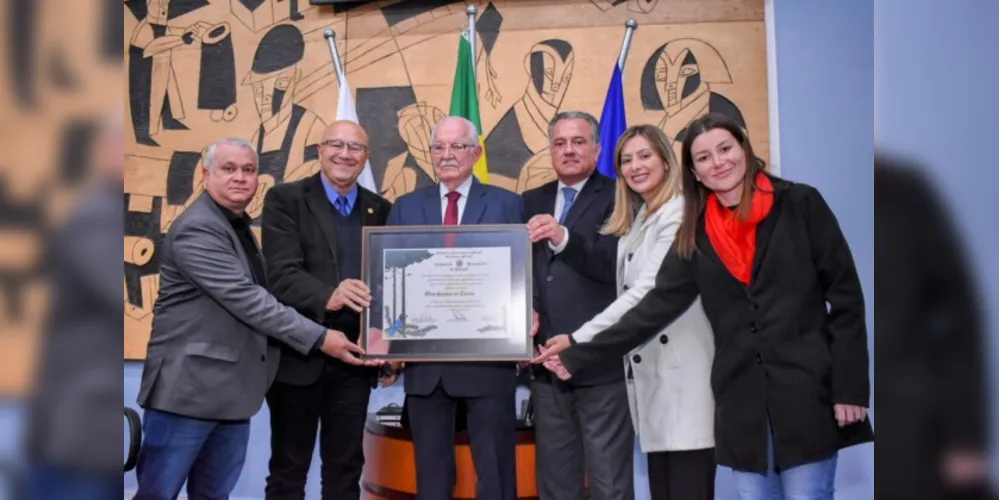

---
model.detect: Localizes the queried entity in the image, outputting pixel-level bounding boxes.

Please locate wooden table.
[361,414,539,499]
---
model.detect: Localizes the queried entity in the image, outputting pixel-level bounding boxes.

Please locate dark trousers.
[407,383,517,500]
[134,408,250,500]
[646,448,716,500]
[532,379,635,500]
[264,361,373,500]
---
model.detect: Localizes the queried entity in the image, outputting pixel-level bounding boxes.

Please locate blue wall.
[768,1,874,498]
[118,1,877,497]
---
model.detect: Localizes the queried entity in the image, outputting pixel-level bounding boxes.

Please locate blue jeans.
[731,422,838,500]
[134,409,251,500]
[26,463,118,500]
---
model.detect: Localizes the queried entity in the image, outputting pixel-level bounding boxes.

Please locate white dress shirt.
[439,175,474,223]
[549,177,588,253]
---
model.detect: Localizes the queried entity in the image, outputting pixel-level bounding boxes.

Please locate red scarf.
[704,172,775,284]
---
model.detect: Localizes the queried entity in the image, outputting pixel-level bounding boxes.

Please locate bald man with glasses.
[261,120,394,499]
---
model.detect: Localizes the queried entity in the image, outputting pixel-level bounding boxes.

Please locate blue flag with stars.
[596,64,626,178]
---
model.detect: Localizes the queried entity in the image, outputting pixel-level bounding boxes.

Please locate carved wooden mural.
[124,0,769,358]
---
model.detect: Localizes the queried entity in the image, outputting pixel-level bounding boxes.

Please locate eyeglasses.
[430,143,475,155]
[321,140,368,153]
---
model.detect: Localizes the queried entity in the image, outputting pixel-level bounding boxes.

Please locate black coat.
[559,176,874,473]
[261,173,391,386]
[523,173,621,386]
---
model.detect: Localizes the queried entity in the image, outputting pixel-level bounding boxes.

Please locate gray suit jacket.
[26,179,123,472]
[137,192,326,420]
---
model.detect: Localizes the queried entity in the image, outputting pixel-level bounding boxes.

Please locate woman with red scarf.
[535,113,873,499]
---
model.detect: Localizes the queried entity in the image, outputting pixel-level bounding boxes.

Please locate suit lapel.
[538,182,559,262]
[621,204,651,262]
[560,174,605,229]
[358,188,382,226]
[423,187,442,225]
[541,181,558,219]
[617,209,644,281]
[249,226,267,274]
[696,218,743,288]
[303,173,340,257]
[198,193,253,277]
[461,179,487,224]
[750,180,787,282]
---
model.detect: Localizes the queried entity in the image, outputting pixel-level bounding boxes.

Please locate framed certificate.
[359,224,533,361]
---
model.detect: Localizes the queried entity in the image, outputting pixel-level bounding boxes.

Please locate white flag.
[335,70,378,193]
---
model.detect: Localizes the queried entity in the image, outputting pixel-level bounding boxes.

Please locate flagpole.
[323,27,378,192]
[323,28,345,87]
[466,5,477,80]
[617,19,638,69]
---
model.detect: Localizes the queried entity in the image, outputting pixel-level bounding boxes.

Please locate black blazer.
[559,176,874,473]
[261,172,392,386]
[523,173,621,386]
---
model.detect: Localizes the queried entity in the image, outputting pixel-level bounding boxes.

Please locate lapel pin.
[367,207,374,214]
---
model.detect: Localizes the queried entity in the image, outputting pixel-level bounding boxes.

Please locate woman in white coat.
[543,125,717,499]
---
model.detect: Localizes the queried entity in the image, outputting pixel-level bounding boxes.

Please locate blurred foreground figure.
[875,153,993,499]
[24,114,123,500]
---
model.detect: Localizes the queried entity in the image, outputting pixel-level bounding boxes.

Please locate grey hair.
[548,111,601,145]
[203,137,257,169]
[430,116,479,146]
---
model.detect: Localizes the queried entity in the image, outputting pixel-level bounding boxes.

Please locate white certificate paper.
[381,247,512,340]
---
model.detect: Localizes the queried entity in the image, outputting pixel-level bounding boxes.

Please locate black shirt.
[211,198,266,285]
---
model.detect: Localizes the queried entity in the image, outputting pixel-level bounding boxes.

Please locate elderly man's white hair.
[203,138,258,169]
[430,116,479,146]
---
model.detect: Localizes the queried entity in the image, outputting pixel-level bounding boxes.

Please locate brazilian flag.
[448,30,489,183]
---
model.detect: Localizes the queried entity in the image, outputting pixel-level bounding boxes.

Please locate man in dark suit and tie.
[524,111,634,500]
[261,121,394,499]
[386,116,527,500]
[134,137,379,500]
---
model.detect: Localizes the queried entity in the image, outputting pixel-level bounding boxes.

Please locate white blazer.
[572,197,716,453]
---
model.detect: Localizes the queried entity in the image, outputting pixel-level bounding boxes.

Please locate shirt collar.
[210,196,252,226]
[322,175,359,214]
[557,175,589,194]
[439,174,474,200]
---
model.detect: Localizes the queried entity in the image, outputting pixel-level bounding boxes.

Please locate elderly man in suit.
[386,116,526,500]
[133,137,380,500]
[261,120,394,499]
[523,111,634,500]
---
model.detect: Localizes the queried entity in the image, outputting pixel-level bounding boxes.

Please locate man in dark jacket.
[524,111,633,500]
[261,120,393,499]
